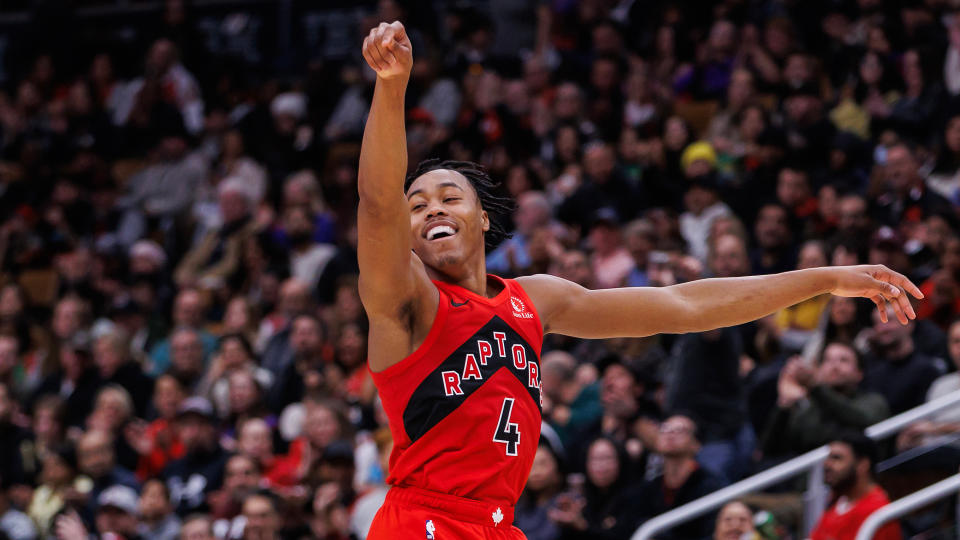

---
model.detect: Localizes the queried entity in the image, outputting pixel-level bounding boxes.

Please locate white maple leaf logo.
[492,507,503,526]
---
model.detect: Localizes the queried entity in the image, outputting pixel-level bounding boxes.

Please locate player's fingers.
[372,36,393,68]
[875,266,924,299]
[389,21,407,41]
[870,295,888,323]
[362,37,384,72]
[894,286,916,319]
[882,291,909,324]
[369,36,390,70]
[379,37,399,64]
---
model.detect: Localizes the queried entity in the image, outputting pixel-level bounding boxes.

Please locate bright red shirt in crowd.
[811,485,901,540]
[136,418,185,481]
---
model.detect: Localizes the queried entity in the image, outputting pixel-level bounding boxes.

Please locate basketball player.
[358,21,921,540]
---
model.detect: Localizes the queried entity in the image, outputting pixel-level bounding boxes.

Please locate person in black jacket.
[548,436,643,540]
[162,398,228,516]
[635,414,726,540]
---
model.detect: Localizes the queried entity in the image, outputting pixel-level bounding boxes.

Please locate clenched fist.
[362,21,412,81]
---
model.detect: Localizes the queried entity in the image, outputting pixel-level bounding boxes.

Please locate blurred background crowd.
[0,0,959,538]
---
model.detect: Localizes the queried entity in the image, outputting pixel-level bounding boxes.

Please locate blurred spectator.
[712,501,760,540]
[209,454,260,539]
[666,326,751,482]
[547,436,642,539]
[0,474,36,540]
[138,479,181,540]
[129,375,185,481]
[810,434,901,540]
[76,429,139,513]
[92,329,153,417]
[586,209,633,289]
[181,514,216,540]
[27,446,82,536]
[872,144,953,228]
[148,289,218,377]
[487,191,555,277]
[635,415,725,540]
[175,179,257,290]
[863,306,946,414]
[760,342,889,459]
[163,398,228,516]
[515,440,564,540]
[896,317,960,453]
[240,492,282,540]
[0,382,36,492]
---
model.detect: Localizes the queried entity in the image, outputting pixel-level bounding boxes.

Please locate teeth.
[427,225,456,240]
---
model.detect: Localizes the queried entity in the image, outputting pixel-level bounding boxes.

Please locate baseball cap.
[97,485,139,515]
[176,397,215,421]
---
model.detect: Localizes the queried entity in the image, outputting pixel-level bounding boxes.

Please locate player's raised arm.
[518,264,923,339]
[357,22,417,312]
[358,22,437,372]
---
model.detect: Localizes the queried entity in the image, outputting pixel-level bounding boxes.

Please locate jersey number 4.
[494,398,520,456]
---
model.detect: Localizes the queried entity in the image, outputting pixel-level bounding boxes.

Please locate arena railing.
[855,473,960,540]
[631,390,960,540]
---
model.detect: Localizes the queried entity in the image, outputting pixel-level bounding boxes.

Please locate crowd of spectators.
[0,0,959,538]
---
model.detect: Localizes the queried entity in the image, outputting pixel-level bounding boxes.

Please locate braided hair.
[405,159,516,252]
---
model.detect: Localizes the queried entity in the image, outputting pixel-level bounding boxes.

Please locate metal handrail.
[632,390,960,540]
[854,473,960,540]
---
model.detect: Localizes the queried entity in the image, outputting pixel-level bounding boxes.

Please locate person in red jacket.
[811,433,901,540]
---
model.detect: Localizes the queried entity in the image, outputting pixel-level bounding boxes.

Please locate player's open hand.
[362,21,412,81]
[830,264,923,324]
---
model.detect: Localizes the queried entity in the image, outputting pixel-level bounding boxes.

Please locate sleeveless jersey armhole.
[369,286,450,394]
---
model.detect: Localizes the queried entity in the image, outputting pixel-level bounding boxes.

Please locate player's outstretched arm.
[518,265,922,339]
[357,22,437,371]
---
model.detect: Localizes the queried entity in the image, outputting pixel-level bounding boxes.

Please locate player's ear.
[481,210,490,232]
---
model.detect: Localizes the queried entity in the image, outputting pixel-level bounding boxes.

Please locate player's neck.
[427,261,497,298]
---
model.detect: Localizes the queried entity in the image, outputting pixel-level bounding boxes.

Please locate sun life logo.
[510,297,533,319]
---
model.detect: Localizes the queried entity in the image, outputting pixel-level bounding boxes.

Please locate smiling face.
[407,169,489,275]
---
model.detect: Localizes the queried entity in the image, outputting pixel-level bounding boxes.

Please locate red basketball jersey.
[370,275,543,507]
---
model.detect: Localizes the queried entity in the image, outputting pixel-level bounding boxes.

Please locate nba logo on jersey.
[425,519,435,539]
[510,297,533,319]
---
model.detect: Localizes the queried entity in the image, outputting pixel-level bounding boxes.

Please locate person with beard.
[283,205,336,290]
[810,434,901,540]
[863,305,946,415]
[162,398,229,516]
[761,342,889,460]
[634,415,725,540]
[547,436,642,540]
[209,454,262,540]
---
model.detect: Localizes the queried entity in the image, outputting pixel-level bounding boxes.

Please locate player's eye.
[412,203,425,211]
[444,197,459,203]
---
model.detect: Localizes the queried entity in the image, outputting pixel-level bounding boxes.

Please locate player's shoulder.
[514,274,584,324]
